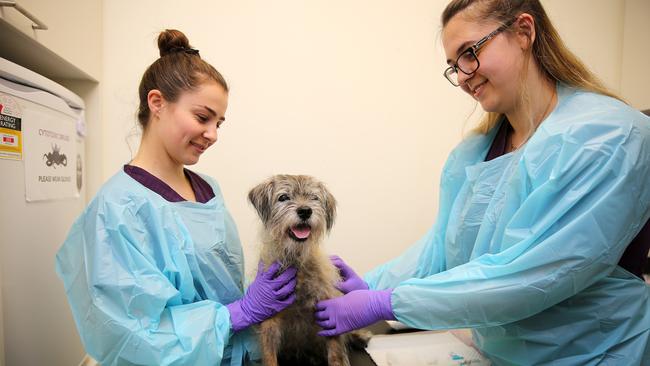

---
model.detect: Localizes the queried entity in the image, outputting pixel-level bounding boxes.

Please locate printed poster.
[0,93,23,160]
[23,107,78,201]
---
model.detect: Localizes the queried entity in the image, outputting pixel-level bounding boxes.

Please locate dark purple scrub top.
[123,164,215,204]
[485,121,650,279]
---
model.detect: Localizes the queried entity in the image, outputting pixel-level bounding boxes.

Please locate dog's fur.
[248,175,366,366]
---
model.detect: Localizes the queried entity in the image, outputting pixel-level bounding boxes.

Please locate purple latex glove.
[330,255,369,294]
[227,261,297,332]
[315,289,395,336]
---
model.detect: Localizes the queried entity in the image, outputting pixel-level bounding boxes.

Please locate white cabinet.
[0,61,87,365]
[0,0,101,81]
[0,3,103,365]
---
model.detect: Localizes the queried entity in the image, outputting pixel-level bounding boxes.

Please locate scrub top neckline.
[120,165,221,208]
[482,82,565,163]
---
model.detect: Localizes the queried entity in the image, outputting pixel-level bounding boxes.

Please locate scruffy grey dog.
[248,174,367,366]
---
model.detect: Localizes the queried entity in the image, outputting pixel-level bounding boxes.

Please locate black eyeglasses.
[444,18,516,87]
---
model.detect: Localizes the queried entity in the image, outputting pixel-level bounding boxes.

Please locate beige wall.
[621,0,650,110]
[543,0,625,91]
[101,0,647,275]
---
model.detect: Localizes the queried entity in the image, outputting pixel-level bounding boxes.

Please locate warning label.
[0,114,21,130]
[0,93,22,160]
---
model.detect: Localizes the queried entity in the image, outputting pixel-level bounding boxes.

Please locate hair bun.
[158,29,192,57]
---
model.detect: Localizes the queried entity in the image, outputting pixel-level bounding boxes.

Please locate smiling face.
[442,14,526,114]
[150,80,228,166]
[249,175,337,237]
[248,175,337,263]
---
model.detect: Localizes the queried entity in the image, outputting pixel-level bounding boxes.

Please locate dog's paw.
[347,329,373,349]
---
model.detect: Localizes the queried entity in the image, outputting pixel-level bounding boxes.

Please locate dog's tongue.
[291,225,311,239]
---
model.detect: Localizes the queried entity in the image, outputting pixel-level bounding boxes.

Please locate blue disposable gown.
[56,171,260,366]
[365,84,650,365]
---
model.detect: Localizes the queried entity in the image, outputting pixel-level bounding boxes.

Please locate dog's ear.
[323,184,337,231]
[248,178,275,224]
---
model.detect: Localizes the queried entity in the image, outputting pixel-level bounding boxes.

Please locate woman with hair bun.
[316,1,650,364]
[56,29,294,366]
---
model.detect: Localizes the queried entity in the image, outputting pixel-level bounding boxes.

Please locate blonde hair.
[441,0,623,135]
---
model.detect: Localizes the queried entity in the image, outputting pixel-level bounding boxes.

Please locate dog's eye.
[311,195,319,201]
[278,194,290,202]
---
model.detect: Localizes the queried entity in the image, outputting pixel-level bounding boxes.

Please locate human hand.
[227,261,297,332]
[314,289,395,336]
[330,255,369,294]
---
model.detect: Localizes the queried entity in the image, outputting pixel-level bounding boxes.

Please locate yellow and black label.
[0,93,23,160]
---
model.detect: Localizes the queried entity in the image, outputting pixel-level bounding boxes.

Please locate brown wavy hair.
[137,29,229,129]
[441,0,622,135]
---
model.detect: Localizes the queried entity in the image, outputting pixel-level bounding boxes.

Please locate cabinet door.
[0,0,101,81]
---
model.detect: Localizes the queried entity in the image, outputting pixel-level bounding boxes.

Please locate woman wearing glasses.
[315,0,650,364]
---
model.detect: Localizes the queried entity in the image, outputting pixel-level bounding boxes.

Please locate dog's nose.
[297,207,312,220]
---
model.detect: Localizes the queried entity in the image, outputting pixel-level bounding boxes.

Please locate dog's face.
[248,175,336,246]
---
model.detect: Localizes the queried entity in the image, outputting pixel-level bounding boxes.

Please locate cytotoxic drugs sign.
[23,107,78,201]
